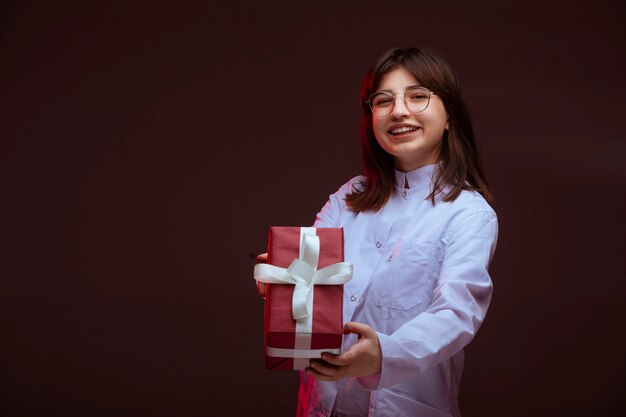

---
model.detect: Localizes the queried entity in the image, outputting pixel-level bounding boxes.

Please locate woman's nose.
[391,94,410,118]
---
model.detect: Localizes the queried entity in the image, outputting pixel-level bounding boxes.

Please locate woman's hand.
[255,253,268,298]
[305,322,382,381]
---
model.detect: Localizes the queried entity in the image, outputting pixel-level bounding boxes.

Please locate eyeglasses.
[367,86,435,117]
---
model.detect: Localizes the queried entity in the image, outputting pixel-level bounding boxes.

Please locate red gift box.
[259,226,349,370]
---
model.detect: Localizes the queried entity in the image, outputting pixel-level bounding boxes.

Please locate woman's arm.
[368,210,498,389]
[306,210,498,388]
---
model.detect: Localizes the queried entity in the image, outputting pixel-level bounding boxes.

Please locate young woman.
[257,47,498,417]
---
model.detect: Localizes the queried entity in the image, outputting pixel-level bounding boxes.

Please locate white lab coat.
[297,163,498,417]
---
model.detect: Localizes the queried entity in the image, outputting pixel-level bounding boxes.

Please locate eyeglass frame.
[366,85,437,117]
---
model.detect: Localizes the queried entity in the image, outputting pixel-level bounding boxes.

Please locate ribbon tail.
[292,282,311,320]
[305,283,314,320]
[254,263,294,284]
[313,262,353,285]
[287,258,316,320]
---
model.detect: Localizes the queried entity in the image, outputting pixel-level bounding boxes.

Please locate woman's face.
[372,66,448,172]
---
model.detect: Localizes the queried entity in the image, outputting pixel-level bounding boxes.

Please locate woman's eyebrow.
[376,84,423,93]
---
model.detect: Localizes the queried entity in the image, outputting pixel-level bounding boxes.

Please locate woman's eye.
[409,94,427,100]
[375,98,393,106]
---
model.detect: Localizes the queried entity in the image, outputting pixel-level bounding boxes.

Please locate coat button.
[401,190,407,198]
[376,241,382,248]
[350,295,357,302]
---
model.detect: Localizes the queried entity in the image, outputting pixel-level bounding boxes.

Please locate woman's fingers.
[255,252,268,298]
[257,281,266,298]
[305,365,335,381]
[306,360,344,381]
[343,321,375,338]
[305,322,382,381]
[320,350,354,367]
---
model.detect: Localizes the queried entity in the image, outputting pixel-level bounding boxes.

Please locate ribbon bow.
[254,232,352,321]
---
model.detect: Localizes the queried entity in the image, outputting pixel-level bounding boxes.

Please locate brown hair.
[345,47,493,211]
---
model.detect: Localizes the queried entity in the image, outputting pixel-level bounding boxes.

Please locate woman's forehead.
[378,66,420,90]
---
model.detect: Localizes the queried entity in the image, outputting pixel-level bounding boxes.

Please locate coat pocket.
[368,241,440,311]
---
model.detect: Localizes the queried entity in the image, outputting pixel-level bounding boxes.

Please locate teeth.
[390,126,418,134]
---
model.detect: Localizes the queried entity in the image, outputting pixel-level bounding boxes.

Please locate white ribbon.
[253,232,352,321]
[265,347,341,358]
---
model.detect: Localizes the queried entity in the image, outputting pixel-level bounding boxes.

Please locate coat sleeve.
[359,209,498,390]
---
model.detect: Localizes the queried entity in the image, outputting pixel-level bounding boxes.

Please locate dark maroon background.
[1,1,624,416]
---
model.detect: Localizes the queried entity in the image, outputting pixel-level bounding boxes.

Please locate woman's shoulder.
[441,189,498,247]
[441,188,497,224]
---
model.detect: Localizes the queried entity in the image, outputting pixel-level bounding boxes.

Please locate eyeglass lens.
[369,87,431,117]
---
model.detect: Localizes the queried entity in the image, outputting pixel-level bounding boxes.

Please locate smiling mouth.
[389,126,419,136]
